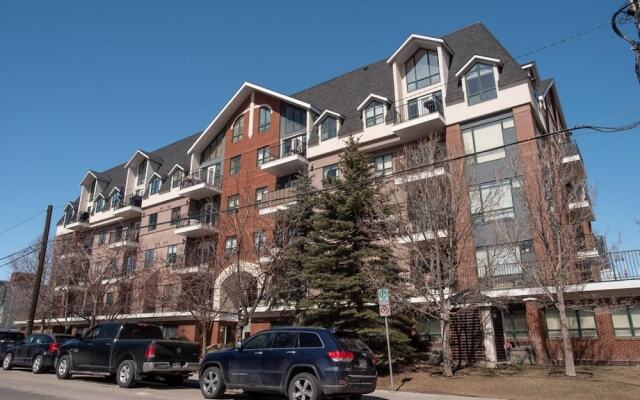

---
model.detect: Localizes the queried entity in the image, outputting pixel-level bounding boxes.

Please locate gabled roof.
[312,110,344,126]
[454,55,503,78]
[124,149,164,169]
[386,34,454,64]
[79,170,111,186]
[356,94,391,112]
[167,164,186,177]
[188,82,319,155]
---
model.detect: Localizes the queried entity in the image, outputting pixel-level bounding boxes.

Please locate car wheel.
[164,374,186,386]
[56,355,72,379]
[288,372,320,400]
[116,360,137,388]
[2,353,13,370]
[32,355,45,374]
[200,366,226,399]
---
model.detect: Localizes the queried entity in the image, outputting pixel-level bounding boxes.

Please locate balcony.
[397,229,448,245]
[391,92,445,140]
[179,170,222,200]
[260,142,308,177]
[258,187,297,215]
[108,228,139,249]
[568,197,594,220]
[560,140,585,176]
[175,212,218,237]
[112,195,143,219]
[64,210,90,231]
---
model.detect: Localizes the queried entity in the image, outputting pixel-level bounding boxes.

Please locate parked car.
[0,330,25,360]
[2,333,73,373]
[199,327,377,400]
[55,322,200,388]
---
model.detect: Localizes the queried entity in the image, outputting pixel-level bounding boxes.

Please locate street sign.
[379,304,391,317]
[377,288,390,305]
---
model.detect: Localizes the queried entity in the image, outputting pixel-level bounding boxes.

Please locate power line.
[0,209,46,236]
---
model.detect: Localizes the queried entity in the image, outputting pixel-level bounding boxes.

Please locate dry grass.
[377,364,640,400]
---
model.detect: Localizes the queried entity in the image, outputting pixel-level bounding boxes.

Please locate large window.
[405,49,440,92]
[110,192,120,209]
[95,197,106,213]
[88,180,96,202]
[171,170,184,189]
[230,156,241,175]
[365,101,384,127]
[255,187,268,205]
[475,243,522,278]
[320,116,337,141]
[465,63,497,105]
[200,132,224,164]
[149,176,161,195]
[470,179,515,223]
[137,160,147,186]
[166,245,178,265]
[462,117,513,163]
[611,306,640,337]
[258,106,271,132]
[257,147,269,166]
[232,116,244,143]
[545,309,597,338]
[281,104,306,135]
[374,154,393,177]
[502,309,529,339]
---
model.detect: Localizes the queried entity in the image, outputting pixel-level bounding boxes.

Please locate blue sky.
[1,1,639,279]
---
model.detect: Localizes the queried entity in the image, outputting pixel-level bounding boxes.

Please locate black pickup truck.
[55,322,200,388]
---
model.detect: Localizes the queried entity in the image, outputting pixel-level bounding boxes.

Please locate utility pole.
[612,0,640,83]
[26,205,53,335]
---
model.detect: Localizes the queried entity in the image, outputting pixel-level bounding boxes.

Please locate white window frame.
[462,117,513,164]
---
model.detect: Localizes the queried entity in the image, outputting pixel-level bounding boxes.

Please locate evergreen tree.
[301,136,411,360]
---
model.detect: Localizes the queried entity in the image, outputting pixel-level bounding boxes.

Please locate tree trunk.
[441,315,454,377]
[556,292,576,377]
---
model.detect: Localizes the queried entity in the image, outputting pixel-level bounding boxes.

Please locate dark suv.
[199,327,377,400]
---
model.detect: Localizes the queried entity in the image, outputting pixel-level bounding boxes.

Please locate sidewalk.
[370,390,500,400]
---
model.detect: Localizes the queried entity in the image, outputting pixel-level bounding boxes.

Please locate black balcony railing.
[393,92,444,124]
[180,170,222,190]
[176,211,218,229]
[65,209,89,226]
[600,250,640,281]
[113,194,143,210]
[108,228,139,244]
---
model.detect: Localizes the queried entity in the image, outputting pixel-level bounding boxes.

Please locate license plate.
[172,362,182,368]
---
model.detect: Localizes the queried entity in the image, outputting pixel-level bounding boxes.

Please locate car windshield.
[335,331,370,352]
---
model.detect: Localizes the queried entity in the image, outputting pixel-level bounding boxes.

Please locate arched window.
[232,116,244,143]
[320,116,337,141]
[405,49,440,92]
[258,106,271,132]
[149,176,161,195]
[465,63,497,105]
[365,101,384,127]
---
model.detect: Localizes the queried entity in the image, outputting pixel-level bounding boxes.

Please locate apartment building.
[49,23,640,364]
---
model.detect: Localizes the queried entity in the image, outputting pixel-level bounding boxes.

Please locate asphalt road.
[0,368,496,400]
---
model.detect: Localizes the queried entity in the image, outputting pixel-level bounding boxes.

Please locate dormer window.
[110,192,121,209]
[149,176,161,195]
[365,101,385,127]
[465,63,497,105]
[258,106,271,132]
[320,116,337,141]
[88,180,96,202]
[137,159,147,186]
[95,196,106,213]
[232,115,244,143]
[405,49,440,92]
[171,169,184,189]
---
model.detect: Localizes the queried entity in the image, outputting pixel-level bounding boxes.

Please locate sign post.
[377,288,394,391]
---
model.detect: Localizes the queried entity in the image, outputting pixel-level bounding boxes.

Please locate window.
[502,309,529,339]
[255,187,268,205]
[227,194,239,214]
[162,325,178,339]
[225,236,238,255]
[170,207,181,226]
[254,230,266,253]
[465,63,497,105]
[470,179,515,223]
[148,213,158,231]
[374,154,393,177]
[476,244,521,278]
[88,180,96,202]
[299,332,323,348]
[95,324,120,339]
[200,132,224,164]
[416,318,442,340]
[545,309,597,338]
[149,176,161,195]
[611,306,640,337]
[462,118,512,163]
[273,332,298,348]
[365,101,384,127]
[166,245,178,265]
[123,255,135,276]
[137,159,147,186]
[105,293,114,306]
[281,104,306,135]
[97,230,106,245]
[110,193,120,209]
[95,197,106,213]
[144,249,154,268]
[405,49,440,92]
[320,116,337,141]
[230,156,241,175]
[257,147,269,166]
[243,332,276,350]
[322,164,340,186]
[171,170,184,189]
[258,106,271,132]
[232,116,244,143]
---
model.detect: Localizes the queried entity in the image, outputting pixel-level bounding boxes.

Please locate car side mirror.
[235,341,243,351]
